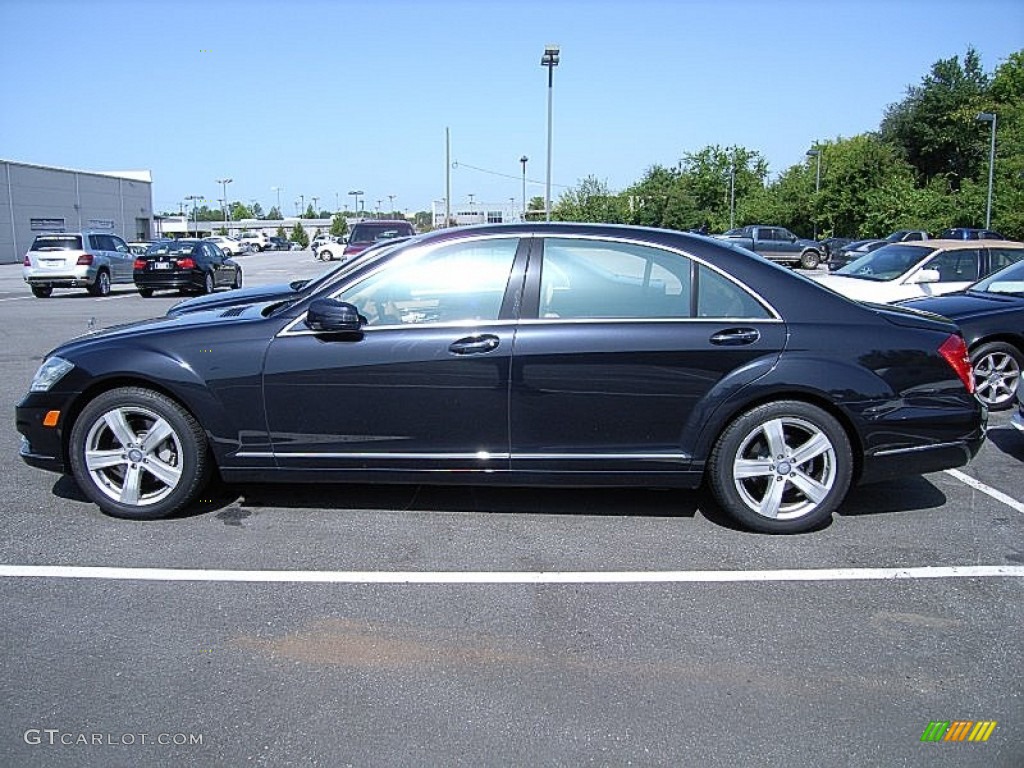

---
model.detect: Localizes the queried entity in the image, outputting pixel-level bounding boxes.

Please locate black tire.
[31,286,53,298]
[88,270,111,297]
[203,272,215,294]
[232,270,242,290]
[800,250,821,270]
[971,341,1023,411]
[138,288,154,298]
[68,387,211,520]
[707,400,853,533]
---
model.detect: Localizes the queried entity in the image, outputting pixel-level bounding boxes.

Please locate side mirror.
[911,268,940,284]
[305,299,364,332]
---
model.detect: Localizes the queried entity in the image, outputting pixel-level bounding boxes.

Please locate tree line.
[551,48,1024,241]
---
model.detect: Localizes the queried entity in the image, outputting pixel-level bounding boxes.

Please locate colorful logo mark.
[921,721,997,742]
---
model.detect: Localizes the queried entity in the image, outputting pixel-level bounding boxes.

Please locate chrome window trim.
[516,317,784,326]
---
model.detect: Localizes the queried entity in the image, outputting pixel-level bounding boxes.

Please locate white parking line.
[945,469,1024,514]
[0,564,1020,584]
[0,295,32,303]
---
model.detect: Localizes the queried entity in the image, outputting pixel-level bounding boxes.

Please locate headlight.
[30,356,75,392]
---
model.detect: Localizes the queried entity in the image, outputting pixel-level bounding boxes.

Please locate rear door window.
[988,247,1024,273]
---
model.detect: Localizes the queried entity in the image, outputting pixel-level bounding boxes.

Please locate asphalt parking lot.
[0,250,1021,767]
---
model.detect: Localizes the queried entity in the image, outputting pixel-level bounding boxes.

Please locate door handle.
[449,334,500,355]
[709,328,760,345]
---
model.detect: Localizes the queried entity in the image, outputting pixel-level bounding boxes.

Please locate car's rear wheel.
[88,270,111,297]
[68,387,211,520]
[232,270,242,290]
[971,341,1022,411]
[708,401,852,533]
[31,286,53,298]
[138,288,154,298]
[800,250,821,270]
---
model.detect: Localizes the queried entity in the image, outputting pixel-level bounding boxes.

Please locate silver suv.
[23,232,134,297]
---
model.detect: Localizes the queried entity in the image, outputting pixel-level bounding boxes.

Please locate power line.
[451,160,569,189]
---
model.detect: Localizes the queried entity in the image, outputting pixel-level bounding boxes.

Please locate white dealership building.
[1,159,154,264]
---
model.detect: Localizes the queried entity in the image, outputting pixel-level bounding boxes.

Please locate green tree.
[553,175,627,223]
[290,222,308,247]
[413,211,433,231]
[984,50,1024,239]
[330,213,349,238]
[276,225,287,239]
[303,204,317,219]
[229,201,252,221]
[879,47,990,188]
[251,202,264,219]
[525,196,546,221]
[266,206,283,220]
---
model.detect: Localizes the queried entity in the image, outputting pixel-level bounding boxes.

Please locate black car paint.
[18,224,984,499]
[133,240,240,294]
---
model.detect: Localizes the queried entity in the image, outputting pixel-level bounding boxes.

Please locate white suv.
[23,231,135,297]
[237,232,270,252]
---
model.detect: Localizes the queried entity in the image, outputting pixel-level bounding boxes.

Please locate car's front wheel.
[68,387,211,519]
[232,270,242,290]
[971,341,1022,411]
[203,272,215,294]
[708,400,853,533]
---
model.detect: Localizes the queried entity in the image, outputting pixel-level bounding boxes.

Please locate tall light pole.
[388,194,395,216]
[311,197,319,216]
[184,194,202,237]
[376,200,383,219]
[520,155,528,221]
[271,186,282,216]
[349,190,363,219]
[299,194,305,216]
[806,148,821,239]
[976,112,997,229]
[541,44,560,222]
[215,178,232,223]
[728,165,736,230]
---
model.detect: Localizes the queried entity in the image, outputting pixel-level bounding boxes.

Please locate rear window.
[146,241,198,256]
[31,235,83,251]
[350,222,415,244]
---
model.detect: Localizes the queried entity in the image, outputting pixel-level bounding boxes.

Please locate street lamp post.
[388,194,395,216]
[520,155,528,221]
[806,148,821,239]
[349,190,363,220]
[184,195,202,237]
[299,195,305,216]
[976,112,997,230]
[215,178,232,224]
[728,165,736,230]
[311,197,319,216]
[540,45,560,222]
[271,186,282,216]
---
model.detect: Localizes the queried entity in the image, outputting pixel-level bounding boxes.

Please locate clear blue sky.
[1,0,1021,216]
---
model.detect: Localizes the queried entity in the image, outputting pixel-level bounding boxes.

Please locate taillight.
[133,258,147,270]
[77,253,94,265]
[176,257,196,269]
[938,334,974,394]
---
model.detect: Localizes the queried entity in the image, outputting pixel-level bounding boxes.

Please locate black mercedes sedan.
[899,259,1024,410]
[17,224,985,534]
[133,239,242,297]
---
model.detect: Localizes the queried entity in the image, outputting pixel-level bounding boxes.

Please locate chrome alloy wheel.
[83,406,184,507]
[731,416,838,520]
[973,350,1020,408]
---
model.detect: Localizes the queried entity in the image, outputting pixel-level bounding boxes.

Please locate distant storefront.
[0,159,154,264]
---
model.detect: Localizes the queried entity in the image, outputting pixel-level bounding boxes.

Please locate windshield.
[835,243,933,281]
[970,259,1024,295]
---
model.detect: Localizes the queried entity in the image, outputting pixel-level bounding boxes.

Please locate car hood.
[809,274,895,302]
[50,302,274,359]
[897,291,1024,320]
[168,282,301,315]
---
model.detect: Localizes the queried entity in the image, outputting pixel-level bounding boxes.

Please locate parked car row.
[828,228,1006,271]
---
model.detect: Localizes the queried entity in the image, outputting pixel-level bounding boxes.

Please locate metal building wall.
[0,160,153,264]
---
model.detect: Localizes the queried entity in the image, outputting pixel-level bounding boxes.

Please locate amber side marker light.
[43,411,60,427]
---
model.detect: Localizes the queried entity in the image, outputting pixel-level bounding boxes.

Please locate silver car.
[23,232,135,297]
